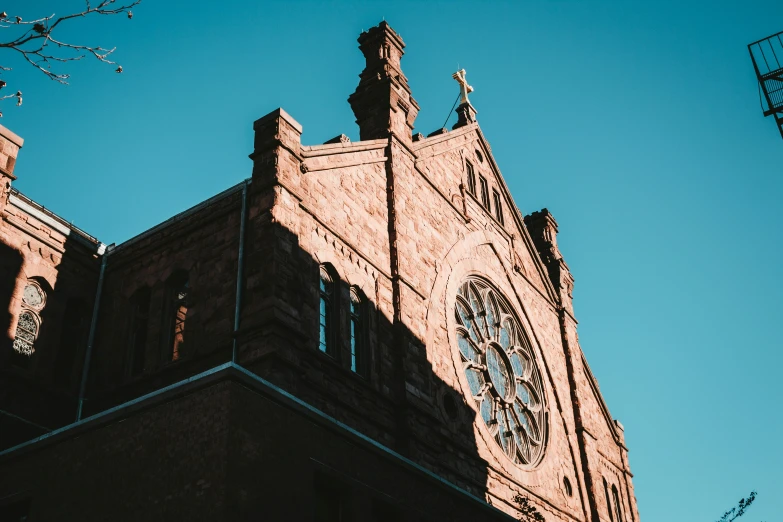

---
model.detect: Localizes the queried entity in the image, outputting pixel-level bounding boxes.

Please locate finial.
[452,69,474,105]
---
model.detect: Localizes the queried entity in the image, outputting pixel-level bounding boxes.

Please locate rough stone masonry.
[0,21,639,522]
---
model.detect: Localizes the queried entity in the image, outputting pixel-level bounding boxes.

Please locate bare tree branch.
[716,491,761,522]
[0,0,140,114]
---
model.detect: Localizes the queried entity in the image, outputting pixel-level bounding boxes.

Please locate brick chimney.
[0,124,23,212]
[348,22,420,142]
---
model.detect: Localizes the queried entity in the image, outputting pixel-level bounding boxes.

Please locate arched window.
[318,265,337,357]
[164,271,189,362]
[13,311,38,357]
[127,288,151,376]
[612,485,625,522]
[603,478,614,522]
[466,160,476,195]
[54,298,90,387]
[349,287,368,377]
[13,281,46,362]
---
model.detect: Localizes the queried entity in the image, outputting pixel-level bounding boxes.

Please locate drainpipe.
[76,246,109,421]
[232,179,250,364]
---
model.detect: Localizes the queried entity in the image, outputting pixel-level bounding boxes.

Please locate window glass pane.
[493,190,504,224]
[479,176,490,208]
[319,266,334,356]
[466,161,476,194]
[350,289,365,375]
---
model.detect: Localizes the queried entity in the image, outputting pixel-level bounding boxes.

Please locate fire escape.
[749,30,783,140]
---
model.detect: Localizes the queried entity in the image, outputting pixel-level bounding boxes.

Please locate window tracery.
[13,281,46,357]
[454,277,548,467]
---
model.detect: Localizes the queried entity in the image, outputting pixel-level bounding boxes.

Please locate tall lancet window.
[349,287,367,377]
[466,160,476,195]
[128,287,151,376]
[13,280,46,360]
[612,485,625,522]
[165,271,189,362]
[603,478,614,522]
[319,265,337,357]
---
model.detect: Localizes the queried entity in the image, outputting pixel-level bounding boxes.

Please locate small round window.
[564,476,573,497]
[454,277,548,467]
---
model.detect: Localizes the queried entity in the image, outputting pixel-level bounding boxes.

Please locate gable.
[413,124,558,304]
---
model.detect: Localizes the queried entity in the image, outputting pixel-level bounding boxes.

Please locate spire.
[348,21,419,142]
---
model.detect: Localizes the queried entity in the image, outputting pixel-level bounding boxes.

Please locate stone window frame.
[453,276,548,468]
[13,279,47,359]
[478,175,490,211]
[162,270,189,364]
[612,484,625,522]
[318,264,339,359]
[53,297,90,388]
[492,188,504,226]
[465,160,476,196]
[126,286,151,378]
[349,286,369,377]
[603,477,614,522]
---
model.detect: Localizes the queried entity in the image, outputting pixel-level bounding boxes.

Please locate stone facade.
[0,22,639,522]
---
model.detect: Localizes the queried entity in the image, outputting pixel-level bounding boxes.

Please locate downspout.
[231,179,250,364]
[76,246,109,421]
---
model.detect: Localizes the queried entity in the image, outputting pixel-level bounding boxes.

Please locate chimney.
[0,124,23,212]
[348,22,419,142]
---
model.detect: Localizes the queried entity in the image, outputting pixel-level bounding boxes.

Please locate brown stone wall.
[88,187,244,411]
[0,21,641,521]
[0,188,101,446]
[0,380,231,521]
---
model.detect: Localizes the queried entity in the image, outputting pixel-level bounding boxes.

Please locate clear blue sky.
[3,1,782,520]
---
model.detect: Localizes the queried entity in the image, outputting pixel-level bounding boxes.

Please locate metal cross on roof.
[452,69,474,106]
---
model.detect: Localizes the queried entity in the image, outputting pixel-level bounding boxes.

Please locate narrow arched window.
[164,272,189,362]
[603,478,614,522]
[127,288,151,376]
[612,485,625,522]
[318,265,336,357]
[349,287,367,377]
[13,311,38,357]
[13,281,46,365]
[479,175,490,210]
[54,298,90,387]
[466,160,476,195]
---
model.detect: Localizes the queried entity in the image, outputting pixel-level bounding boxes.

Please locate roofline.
[8,189,105,254]
[107,179,249,256]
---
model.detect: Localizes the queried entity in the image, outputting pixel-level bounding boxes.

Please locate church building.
[0,22,640,522]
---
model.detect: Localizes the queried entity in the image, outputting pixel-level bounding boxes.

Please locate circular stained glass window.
[454,277,548,467]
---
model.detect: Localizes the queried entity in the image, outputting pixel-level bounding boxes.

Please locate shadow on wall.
[34,204,498,518]
[0,229,99,450]
[0,175,501,519]
[0,241,22,358]
[226,218,494,517]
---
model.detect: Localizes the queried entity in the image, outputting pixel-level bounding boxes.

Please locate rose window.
[454,277,548,466]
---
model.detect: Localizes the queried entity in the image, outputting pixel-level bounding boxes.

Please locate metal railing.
[749,30,783,139]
